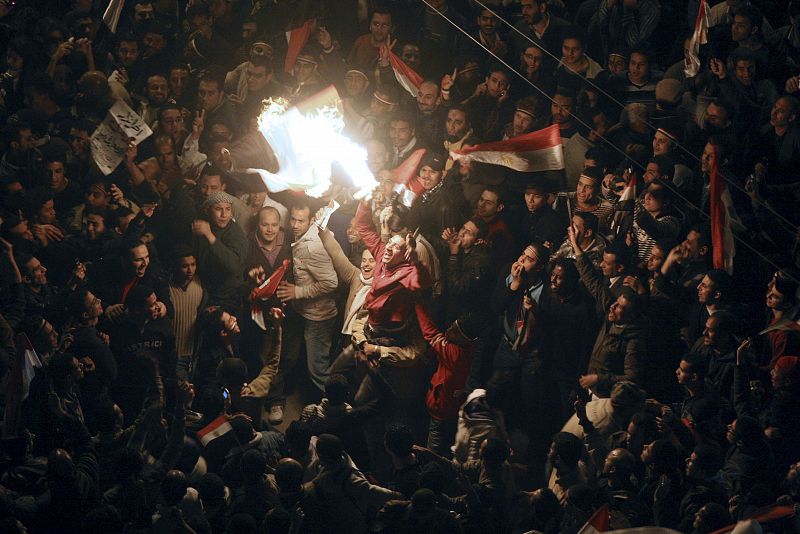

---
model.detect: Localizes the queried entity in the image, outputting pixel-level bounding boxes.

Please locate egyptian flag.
[578,503,610,533]
[710,145,735,274]
[685,0,710,77]
[285,20,316,73]
[389,148,427,207]
[196,415,233,447]
[2,333,42,438]
[250,259,291,330]
[709,505,795,534]
[612,171,637,237]
[387,49,423,97]
[450,125,564,172]
[103,0,126,33]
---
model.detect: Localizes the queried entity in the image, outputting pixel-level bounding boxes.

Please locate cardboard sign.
[90,100,152,175]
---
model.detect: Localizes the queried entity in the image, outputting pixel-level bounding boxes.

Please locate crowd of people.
[1,0,800,532]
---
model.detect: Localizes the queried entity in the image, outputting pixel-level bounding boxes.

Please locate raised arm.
[319,226,359,285]
[355,200,385,259]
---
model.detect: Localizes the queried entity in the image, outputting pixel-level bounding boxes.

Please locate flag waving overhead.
[709,145,735,274]
[284,20,316,72]
[450,125,564,172]
[389,148,426,207]
[685,0,709,77]
[103,0,125,33]
[249,85,377,198]
[387,49,423,96]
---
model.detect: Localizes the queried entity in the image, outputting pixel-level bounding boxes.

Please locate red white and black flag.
[450,125,564,172]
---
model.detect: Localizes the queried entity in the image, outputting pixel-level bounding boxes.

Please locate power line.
[471,0,800,235]
[419,0,796,282]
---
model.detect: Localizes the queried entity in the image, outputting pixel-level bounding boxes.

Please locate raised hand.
[192,109,205,139]
[441,68,458,92]
[248,266,266,285]
[317,26,333,51]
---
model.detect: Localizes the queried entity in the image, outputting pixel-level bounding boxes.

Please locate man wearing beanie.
[192,190,248,313]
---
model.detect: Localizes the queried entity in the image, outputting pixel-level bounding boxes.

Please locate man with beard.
[463,68,513,141]
[192,191,248,313]
[100,240,170,321]
[441,217,492,324]
[510,0,571,67]
[414,81,445,149]
[442,105,474,171]
[275,200,338,396]
[135,72,170,128]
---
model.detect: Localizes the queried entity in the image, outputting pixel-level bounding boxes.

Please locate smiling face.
[146,74,169,105]
[87,213,106,241]
[418,165,443,190]
[608,294,634,324]
[258,209,281,244]
[382,235,407,267]
[360,249,376,278]
[576,174,598,204]
[130,244,150,277]
[477,10,498,35]
[220,311,240,335]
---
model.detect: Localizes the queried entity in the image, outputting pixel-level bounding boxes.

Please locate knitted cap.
[203,191,237,210]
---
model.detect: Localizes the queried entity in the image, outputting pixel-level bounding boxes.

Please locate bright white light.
[253,98,377,199]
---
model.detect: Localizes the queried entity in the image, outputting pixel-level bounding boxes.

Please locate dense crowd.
[1,0,800,532]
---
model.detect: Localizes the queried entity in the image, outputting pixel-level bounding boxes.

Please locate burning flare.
[251,95,377,199]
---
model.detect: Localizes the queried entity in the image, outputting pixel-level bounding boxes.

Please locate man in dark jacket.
[441,216,493,324]
[520,177,564,252]
[192,191,248,313]
[491,241,560,465]
[108,284,177,423]
[244,205,296,425]
[570,226,647,397]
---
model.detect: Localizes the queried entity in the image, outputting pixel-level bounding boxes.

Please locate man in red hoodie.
[415,301,480,455]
